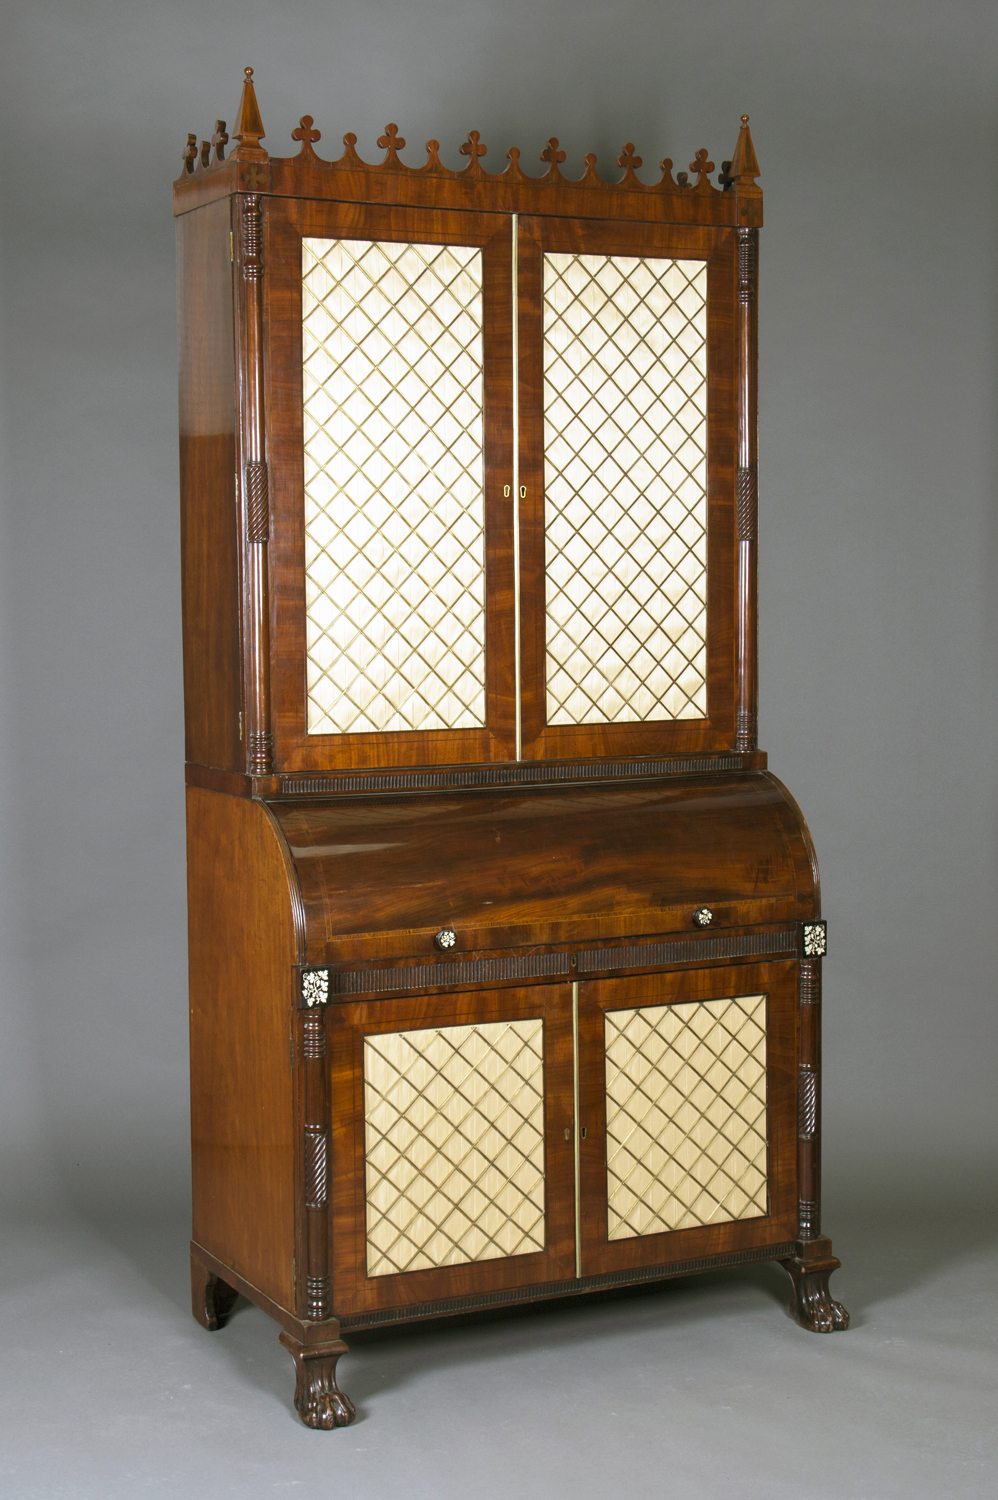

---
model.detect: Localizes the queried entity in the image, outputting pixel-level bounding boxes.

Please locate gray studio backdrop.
[1,0,996,1226]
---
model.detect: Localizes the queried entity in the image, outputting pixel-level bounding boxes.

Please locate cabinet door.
[328,983,575,1316]
[516,215,738,761]
[265,199,516,772]
[576,961,797,1277]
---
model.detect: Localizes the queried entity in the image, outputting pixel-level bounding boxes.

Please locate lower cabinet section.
[328,960,798,1317]
[186,754,848,1428]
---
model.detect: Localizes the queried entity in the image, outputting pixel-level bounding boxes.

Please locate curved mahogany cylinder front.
[266,770,817,966]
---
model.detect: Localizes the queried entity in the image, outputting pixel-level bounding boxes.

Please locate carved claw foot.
[780,1255,850,1333]
[191,1247,239,1330]
[279,1331,356,1429]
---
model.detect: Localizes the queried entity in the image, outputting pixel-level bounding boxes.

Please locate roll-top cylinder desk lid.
[269,772,815,967]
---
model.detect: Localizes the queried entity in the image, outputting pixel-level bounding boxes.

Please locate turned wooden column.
[228,65,273,776]
[778,926,848,1332]
[301,1007,330,1321]
[734,226,759,753]
[236,189,273,775]
[730,114,762,754]
[797,956,822,1240]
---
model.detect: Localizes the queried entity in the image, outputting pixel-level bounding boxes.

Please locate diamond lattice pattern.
[302,239,486,734]
[604,994,767,1239]
[543,253,708,726]
[364,1020,546,1277]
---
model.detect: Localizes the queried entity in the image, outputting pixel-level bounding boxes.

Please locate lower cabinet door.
[576,961,799,1277]
[328,983,577,1316]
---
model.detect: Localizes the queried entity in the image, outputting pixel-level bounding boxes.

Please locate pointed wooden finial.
[232,66,266,156]
[729,113,762,224]
[729,114,760,186]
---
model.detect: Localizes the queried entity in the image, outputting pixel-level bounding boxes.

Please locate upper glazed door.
[518,216,737,761]
[266,200,516,772]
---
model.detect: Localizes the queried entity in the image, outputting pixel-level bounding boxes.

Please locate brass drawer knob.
[693,907,714,928]
[435,928,457,951]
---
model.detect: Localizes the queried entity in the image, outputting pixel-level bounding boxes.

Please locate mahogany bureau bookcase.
[175,68,848,1429]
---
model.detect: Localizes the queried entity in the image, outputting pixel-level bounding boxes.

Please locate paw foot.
[279,1331,356,1430]
[780,1255,850,1334]
[800,1290,850,1333]
[299,1388,357,1429]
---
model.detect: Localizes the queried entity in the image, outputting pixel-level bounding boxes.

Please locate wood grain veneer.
[187,786,300,1310]
[267,772,814,965]
[178,199,242,772]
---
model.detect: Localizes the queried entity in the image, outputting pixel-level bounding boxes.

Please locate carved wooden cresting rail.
[176,67,763,225]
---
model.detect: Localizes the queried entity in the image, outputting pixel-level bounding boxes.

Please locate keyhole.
[519,485,526,498]
[581,1126,587,1139]
[503,484,510,497]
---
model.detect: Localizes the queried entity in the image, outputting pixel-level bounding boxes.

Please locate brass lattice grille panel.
[543,253,708,726]
[363,1020,546,1277]
[604,994,767,1239]
[302,239,486,735]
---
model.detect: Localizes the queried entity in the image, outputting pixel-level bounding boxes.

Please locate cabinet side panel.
[187,786,296,1309]
[178,198,242,770]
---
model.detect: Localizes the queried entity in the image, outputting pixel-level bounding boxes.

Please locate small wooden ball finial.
[245,66,254,79]
[741,114,749,125]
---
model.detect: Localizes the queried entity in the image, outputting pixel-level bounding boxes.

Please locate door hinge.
[229,230,234,262]
[238,711,243,741]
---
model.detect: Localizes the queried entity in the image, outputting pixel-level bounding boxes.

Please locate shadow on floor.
[66,1162,998,1419]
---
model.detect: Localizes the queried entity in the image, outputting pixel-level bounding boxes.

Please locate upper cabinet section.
[176,70,763,785]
